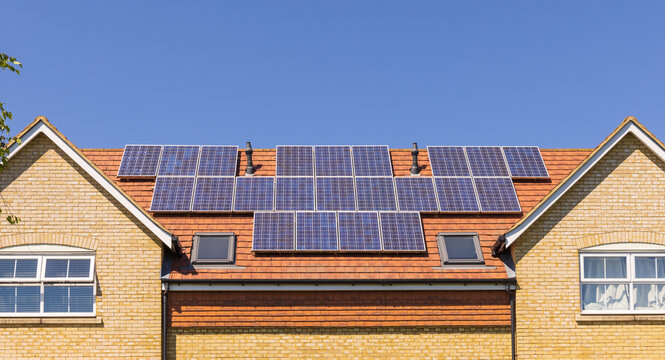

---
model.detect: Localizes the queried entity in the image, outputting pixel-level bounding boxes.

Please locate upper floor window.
[437,233,484,265]
[191,233,236,265]
[0,250,95,317]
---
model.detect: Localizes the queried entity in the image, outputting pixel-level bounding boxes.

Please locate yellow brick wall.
[512,134,665,359]
[0,134,164,359]
[168,327,511,360]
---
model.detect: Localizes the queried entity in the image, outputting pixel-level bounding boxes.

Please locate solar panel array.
[314,146,353,176]
[117,145,162,178]
[233,177,274,211]
[434,177,480,212]
[351,145,393,176]
[275,177,315,211]
[192,177,235,212]
[474,177,522,213]
[502,146,549,178]
[316,177,356,211]
[276,146,314,176]
[427,146,548,179]
[394,177,439,212]
[253,211,425,252]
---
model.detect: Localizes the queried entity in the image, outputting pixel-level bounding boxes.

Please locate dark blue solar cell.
[197,146,238,176]
[191,177,234,211]
[275,177,315,211]
[316,177,356,211]
[150,177,195,211]
[253,212,295,251]
[355,177,397,211]
[233,177,274,211]
[276,146,314,176]
[427,146,470,177]
[314,146,353,176]
[394,177,439,212]
[351,146,393,176]
[474,177,521,212]
[158,146,200,176]
[502,146,549,178]
[379,212,426,252]
[434,177,480,212]
[465,147,509,177]
[338,212,381,251]
[296,212,338,251]
[117,145,162,177]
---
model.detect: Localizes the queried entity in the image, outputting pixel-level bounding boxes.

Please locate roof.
[8,117,176,250]
[503,117,665,248]
[83,145,590,281]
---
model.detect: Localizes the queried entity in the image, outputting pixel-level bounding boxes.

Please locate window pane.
[68,259,90,278]
[657,258,665,279]
[634,284,660,310]
[0,260,15,278]
[15,259,38,278]
[443,236,479,260]
[0,287,15,312]
[197,236,231,261]
[45,259,68,278]
[581,284,605,310]
[70,286,94,312]
[635,257,657,279]
[584,257,605,279]
[605,257,627,278]
[606,284,630,310]
[44,286,68,312]
[16,286,40,313]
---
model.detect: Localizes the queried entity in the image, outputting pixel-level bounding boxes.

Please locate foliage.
[0,52,22,225]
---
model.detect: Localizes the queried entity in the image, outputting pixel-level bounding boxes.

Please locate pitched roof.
[8,117,176,250]
[503,117,665,248]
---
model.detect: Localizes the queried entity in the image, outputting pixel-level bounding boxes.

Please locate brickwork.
[512,134,665,359]
[0,134,164,359]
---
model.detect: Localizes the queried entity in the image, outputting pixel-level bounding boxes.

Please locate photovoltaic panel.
[316,177,356,211]
[276,146,314,176]
[158,145,200,176]
[118,145,162,177]
[434,177,480,212]
[296,212,338,251]
[192,177,234,212]
[351,146,393,176]
[465,146,510,177]
[197,146,238,176]
[314,146,353,176]
[427,146,470,177]
[355,177,398,211]
[150,177,195,212]
[502,146,549,178]
[275,177,315,211]
[473,177,522,213]
[379,212,426,252]
[233,177,274,211]
[394,177,439,212]
[338,212,381,251]
[252,212,295,251]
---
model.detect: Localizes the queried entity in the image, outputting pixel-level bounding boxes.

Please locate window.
[191,233,236,264]
[580,253,665,313]
[437,233,484,265]
[0,255,95,316]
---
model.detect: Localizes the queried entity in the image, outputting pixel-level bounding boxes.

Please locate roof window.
[192,233,236,264]
[437,233,484,265]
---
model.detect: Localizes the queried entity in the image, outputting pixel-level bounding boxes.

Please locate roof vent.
[410,142,420,175]
[245,142,255,175]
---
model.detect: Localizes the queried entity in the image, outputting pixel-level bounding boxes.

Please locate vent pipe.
[245,142,255,175]
[410,142,420,175]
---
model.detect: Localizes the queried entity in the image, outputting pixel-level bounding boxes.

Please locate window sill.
[576,314,665,322]
[0,317,102,326]
[432,265,496,270]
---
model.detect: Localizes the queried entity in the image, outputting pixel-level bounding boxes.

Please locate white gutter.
[169,282,514,291]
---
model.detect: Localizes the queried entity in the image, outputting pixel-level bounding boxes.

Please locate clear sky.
[3,1,665,149]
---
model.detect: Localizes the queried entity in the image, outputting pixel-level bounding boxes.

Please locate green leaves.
[0,52,21,225]
[0,53,22,75]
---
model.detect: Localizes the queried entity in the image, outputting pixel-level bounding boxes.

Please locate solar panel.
[502,146,549,178]
[191,177,234,212]
[117,145,162,177]
[233,177,274,211]
[338,212,381,251]
[296,212,338,251]
[314,146,353,176]
[465,146,509,177]
[351,145,393,176]
[276,146,314,176]
[158,145,200,176]
[150,177,195,212]
[355,177,398,211]
[434,177,480,212]
[197,146,238,176]
[427,146,470,177]
[379,212,426,252]
[275,177,315,211]
[315,177,356,211]
[252,212,295,251]
[394,177,439,212]
[473,177,522,213]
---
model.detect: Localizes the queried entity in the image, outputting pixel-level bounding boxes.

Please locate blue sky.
[3,1,665,149]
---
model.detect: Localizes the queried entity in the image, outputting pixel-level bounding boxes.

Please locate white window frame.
[0,254,96,317]
[580,252,665,314]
